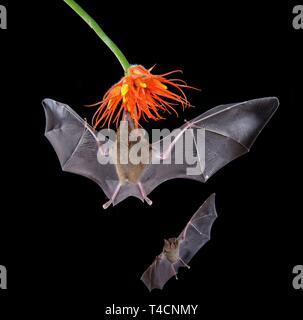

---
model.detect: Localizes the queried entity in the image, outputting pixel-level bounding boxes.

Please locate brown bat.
[141,193,217,291]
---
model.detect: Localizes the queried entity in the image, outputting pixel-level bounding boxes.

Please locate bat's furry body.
[113,115,149,185]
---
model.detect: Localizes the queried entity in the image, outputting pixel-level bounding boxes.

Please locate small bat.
[42,97,279,208]
[141,193,217,291]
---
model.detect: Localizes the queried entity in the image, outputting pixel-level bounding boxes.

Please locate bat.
[140,193,217,291]
[42,97,279,208]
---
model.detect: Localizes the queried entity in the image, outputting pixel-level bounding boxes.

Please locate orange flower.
[89,65,195,128]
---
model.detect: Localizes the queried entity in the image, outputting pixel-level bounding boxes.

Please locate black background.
[0,0,302,317]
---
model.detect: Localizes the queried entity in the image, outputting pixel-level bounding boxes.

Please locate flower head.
[89,65,195,128]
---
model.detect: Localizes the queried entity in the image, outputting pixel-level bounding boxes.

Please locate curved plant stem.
[63,0,130,73]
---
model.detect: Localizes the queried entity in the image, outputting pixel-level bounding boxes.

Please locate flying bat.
[42,97,279,208]
[141,193,217,291]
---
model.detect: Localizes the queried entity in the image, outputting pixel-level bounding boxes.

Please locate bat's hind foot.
[144,197,153,206]
[138,182,153,206]
[179,258,190,269]
[171,264,178,280]
[103,200,113,209]
[102,184,121,209]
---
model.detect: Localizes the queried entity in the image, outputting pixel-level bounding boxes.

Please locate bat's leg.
[190,222,203,235]
[178,258,190,269]
[138,182,152,205]
[102,183,121,209]
[171,264,178,280]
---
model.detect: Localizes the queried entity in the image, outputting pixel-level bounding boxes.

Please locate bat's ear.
[164,239,169,246]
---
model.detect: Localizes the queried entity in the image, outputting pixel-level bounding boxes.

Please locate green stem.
[63,0,131,73]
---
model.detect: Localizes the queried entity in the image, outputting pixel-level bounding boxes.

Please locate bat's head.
[164,238,179,250]
[163,238,180,263]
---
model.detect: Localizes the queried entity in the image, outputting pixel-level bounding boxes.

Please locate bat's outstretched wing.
[140,255,176,291]
[139,97,279,196]
[141,194,217,291]
[177,193,217,265]
[42,98,119,203]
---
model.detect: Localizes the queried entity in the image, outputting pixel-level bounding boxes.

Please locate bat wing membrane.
[140,97,279,196]
[140,255,176,291]
[42,98,118,200]
[178,193,217,265]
